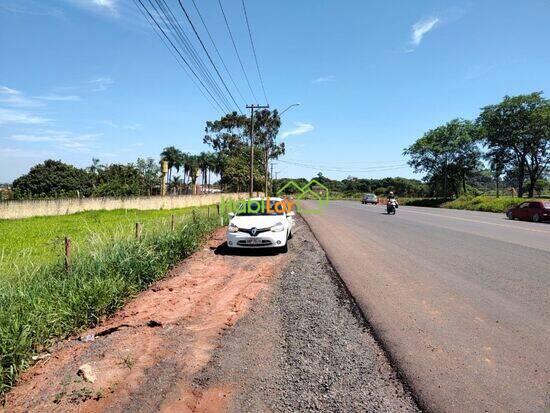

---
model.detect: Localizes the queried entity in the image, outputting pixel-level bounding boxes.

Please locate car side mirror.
[228,212,235,219]
[287,211,295,217]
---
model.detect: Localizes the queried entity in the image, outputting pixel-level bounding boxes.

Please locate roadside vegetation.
[0,208,220,393]
[441,195,549,213]
[404,92,549,199]
[0,206,214,272]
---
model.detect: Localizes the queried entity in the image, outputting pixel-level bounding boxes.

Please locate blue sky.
[1,0,549,182]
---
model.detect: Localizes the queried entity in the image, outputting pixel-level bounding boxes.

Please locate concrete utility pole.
[246,104,269,197]
[270,162,274,196]
[161,161,168,196]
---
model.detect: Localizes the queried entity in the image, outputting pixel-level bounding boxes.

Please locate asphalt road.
[301,201,550,413]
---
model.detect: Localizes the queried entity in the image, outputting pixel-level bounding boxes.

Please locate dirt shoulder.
[3,217,419,412]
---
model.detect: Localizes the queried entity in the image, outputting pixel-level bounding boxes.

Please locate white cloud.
[101,120,142,130]
[89,77,114,92]
[280,122,314,139]
[36,94,81,102]
[312,75,335,84]
[0,147,54,159]
[64,0,118,15]
[6,130,101,152]
[410,17,439,49]
[0,86,41,107]
[0,108,51,125]
[0,1,63,17]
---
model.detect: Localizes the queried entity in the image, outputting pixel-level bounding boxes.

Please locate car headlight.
[271,222,285,232]
[227,222,238,233]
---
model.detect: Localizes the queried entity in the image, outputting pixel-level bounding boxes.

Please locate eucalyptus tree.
[477,92,549,197]
[404,119,481,197]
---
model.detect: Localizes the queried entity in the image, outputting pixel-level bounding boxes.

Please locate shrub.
[441,196,527,213]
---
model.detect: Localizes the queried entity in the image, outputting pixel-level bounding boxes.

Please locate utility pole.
[246,104,269,197]
[270,162,274,196]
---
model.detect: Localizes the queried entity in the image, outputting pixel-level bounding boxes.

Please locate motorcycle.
[387,199,398,215]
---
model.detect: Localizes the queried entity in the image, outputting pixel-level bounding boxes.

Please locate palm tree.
[160,146,183,184]
[171,175,182,194]
[206,152,217,191]
[212,152,226,191]
[198,152,209,192]
[180,152,190,193]
[186,155,200,194]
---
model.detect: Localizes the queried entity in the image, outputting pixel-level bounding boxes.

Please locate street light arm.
[279,103,300,116]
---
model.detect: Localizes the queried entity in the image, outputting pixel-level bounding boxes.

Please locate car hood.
[230,215,284,229]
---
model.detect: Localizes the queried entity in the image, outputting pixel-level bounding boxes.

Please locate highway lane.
[301,201,550,413]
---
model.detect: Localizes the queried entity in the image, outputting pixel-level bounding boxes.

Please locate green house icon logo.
[276,179,329,214]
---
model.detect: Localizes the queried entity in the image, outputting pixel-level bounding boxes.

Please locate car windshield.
[236,200,285,216]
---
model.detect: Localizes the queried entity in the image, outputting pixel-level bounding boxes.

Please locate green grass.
[0,207,222,393]
[441,195,548,213]
[0,206,216,274]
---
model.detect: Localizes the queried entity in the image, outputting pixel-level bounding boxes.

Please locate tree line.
[5,109,284,200]
[273,174,429,198]
[404,92,550,198]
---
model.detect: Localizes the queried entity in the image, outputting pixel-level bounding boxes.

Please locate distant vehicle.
[226,197,294,252]
[386,199,398,215]
[506,201,550,222]
[361,193,378,205]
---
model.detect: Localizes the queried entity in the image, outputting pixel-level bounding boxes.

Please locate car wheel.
[288,230,293,240]
[532,214,540,223]
[507,211,514,220]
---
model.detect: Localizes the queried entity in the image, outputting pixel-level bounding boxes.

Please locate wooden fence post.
[64,237,71,272]
[171,214,175,232]
[192,209,197,223]
[207,206,211,218]
[135,222,142,240]
[217,203,223,226]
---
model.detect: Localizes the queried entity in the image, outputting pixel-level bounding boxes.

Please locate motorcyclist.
[387,191,398,207]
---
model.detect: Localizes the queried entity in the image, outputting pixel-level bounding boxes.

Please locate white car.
[226,197,295,251]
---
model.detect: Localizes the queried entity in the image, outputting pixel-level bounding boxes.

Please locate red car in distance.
[506,201,550,222]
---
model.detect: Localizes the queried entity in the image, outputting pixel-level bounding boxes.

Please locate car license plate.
[246,238,262,245]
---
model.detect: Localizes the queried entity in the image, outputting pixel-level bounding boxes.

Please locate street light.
[279,103,300,116]
[266,103,301,196]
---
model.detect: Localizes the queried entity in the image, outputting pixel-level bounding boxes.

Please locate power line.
[134,0,229,114]
[217,0,258,103]
[276,159,408,173]
[190,0,248,107]
[152,0,234,113]
[176,0,243,114]
[133,0,223,116]
[141,0,231,112]
[241,0,268,105]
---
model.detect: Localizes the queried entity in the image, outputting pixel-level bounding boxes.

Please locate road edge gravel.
[299,214,426,412]
[193,216,421,412]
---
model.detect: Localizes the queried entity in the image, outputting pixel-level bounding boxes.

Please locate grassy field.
[0,206,221,393]
[0,206,217,275]
[441,195,549,213]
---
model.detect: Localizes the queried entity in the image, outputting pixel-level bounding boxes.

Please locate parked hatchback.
[506,201,550,222]
[361,193,378,205]
[226,197,295,252]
